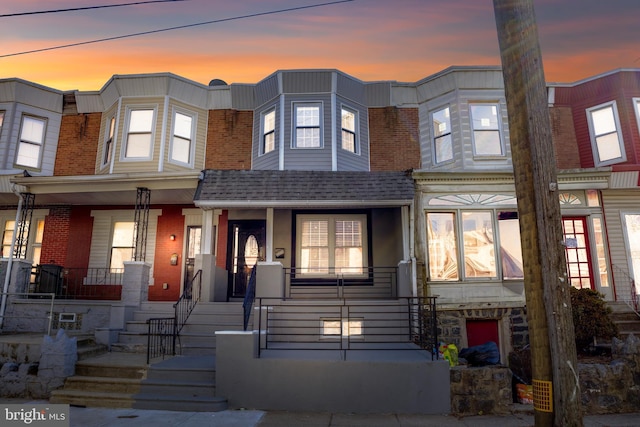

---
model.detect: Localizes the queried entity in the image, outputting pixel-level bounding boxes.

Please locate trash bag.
[459,341,500,366]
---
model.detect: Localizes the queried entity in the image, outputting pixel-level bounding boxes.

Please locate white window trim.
[260,107,276,156]
[586,100,626,166]
[168,107,197,168]
[469,103,505,158]
[292,102,323,149]
[15,114,47,170]
[0,210,49,261]
[633,98,640,143]
[340,104,359,155]
[620,211,640,291]
[121,106,157,161]
[101,115,116,169]
[431,105,454,165]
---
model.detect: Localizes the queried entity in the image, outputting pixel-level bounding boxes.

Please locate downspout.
[0,185,24,329]
[410,201,417,298]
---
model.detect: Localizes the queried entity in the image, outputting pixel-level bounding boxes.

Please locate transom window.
[110,222,135,270]
[16,115,47,169]
[297,214,366,275]
[102,116,115,167]
[432,106,453,164]
[293,103,321,148]
[262,108,276,154]
[341,107,357,153]
[170,110,194,165]
[124,108,154,159]
[469,104,504,157]
[587,101,625,166]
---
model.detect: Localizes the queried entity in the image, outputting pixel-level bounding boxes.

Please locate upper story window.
[170,110,195,165]
[16,115,47,169]
[633,98,640,142]
[341,106,357,153]
[124,108,155,159]
[586,101,625,166]
[0,111,5,136]
[469,104,504,157]
[102,116,115,167]
[293,103,321,148]
[261,108,276,155]
[432,106,453,164]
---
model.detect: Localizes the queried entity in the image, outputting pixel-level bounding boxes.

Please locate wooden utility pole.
[493,1,583,426]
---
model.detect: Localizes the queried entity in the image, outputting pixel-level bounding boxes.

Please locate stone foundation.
[450,365,513,416]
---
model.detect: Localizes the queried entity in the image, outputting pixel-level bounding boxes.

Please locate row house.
[0,67,638,371]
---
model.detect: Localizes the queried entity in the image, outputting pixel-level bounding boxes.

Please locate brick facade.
[550,106,582,170]
[40,206,71,266]
[54,113,101,176]
[206,110,253,170]
[369,107,421,171]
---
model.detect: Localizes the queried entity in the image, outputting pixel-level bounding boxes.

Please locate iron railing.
[284,266,398,299]
[147,270,202,363]
[243,266,257,331]
[612,264,639,313]
[255,296,438,359]
[30,266,123,300]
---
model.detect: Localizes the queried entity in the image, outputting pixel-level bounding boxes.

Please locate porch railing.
[612,264,639,313]
[30,266,123,300]
[284,266,398,299]
[147,270,202,363]
[255,296,438,359]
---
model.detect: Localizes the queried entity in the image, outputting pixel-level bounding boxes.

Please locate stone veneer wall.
[450,366,513,415]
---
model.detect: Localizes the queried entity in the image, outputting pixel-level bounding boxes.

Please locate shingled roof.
[194,170,414,208]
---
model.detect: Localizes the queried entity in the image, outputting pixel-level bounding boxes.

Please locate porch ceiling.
[194,170,415,209]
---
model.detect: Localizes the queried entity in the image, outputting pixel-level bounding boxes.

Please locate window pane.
[433,107,450,137]
[174,112,192,139]
[300,247,329,273]
[110,247,134,270]
[171,135,191,163]
[427,213,458,280]
[342,131,355,152]
[264,110,275,132]
[126,133,152,157]
[264,132,275,153]
[498,212,523,279]
[296,128,320,148]
[470,105,499,130]
[296,106,319,126]
[335,247,363,273]
[16,142,41,168]
[302,220,328,246]
[623,214,640,287]
[112,222,135,246]
[591,107,616,135]
[336,220,361,247]
[129,110,154,132]
[473,131,503,156]
[462,211,496,278]
[21,117,45,143]
[335,220,363,273]
[35,220,45,244]
[435,134,453,163]
[342,109,355,132]
[595,133,622,162]
[592,217,608,287]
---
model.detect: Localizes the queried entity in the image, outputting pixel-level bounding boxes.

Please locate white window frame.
[261,107,276,155]
[102,115,116,168]
[341,105,358,154]
[169,108,196,167]
[122,106,156,160]
[431,105,453,164]
[586,101,626,166]
[15,114,47,169]
[0,110,5,138]
[469,103,504,158]
[296,213,368,277]
[292,102,322,149]
[621,211,640,294]
[633,98,640,142]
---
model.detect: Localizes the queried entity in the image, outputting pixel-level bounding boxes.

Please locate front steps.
[608,302,640,341]
[50,353,227,412]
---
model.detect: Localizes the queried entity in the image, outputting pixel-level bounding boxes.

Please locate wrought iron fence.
[30,266,123,300]
[255,296,438,359]
[284,266,398,299]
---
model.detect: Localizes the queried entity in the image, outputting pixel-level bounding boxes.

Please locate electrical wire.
[0,0,354,59]
[0,0,186,18]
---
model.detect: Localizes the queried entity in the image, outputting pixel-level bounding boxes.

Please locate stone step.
[75,361,146,379]
[132,393,228,412]
[49,390,135,409]
[61,375,142,394]
[614,320,640,333]
[138,378,216,397]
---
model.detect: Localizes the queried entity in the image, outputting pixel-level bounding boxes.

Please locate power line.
[0,0,186,18]
[0,0,354,59]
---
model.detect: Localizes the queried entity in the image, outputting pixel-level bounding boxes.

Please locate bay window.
[470,104,504,157]
[587,101,625,166]
[293,103,321,148]
[124,108,154,159]
[170,110,194,165]
[16,115,47,169]
[432,106,453,164]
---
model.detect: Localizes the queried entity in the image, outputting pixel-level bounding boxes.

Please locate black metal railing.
[30,266,123,300]
[612,264,639,313]
[243,266,257,331]
[255,296,438,359]
[147,270,202,363]
[284,266,398,299]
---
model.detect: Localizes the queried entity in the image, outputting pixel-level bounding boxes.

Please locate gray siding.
[283,94,332,171]
[336,74,365,105]
[371,208,404,266]
[255,74,279,107]
[252,102,280,171]
[365,82,392,107]
[282,71,332,94]
[336,97,369,171]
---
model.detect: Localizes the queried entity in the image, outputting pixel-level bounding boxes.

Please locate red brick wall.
[150,206,184,301]
[206,110,253,170]
[549,106,581,170]
[63,207,93,268]
[40,206,71,266]
[55,113,101,176]
[369,107,421,171]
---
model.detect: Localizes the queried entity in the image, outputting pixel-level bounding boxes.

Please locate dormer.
[75,73,217,175]
[0,79,63,176]
[248,70,382,171]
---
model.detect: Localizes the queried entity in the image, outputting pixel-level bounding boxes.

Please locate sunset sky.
[1,0,638,91]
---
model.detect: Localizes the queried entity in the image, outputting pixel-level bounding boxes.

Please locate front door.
[226,220,265,299]
[562,217,595,290]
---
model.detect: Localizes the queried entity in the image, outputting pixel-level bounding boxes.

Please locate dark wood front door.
[226,220,265,299]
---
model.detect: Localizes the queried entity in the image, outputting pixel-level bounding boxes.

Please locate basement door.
[562,217,595,290]
[226,220,265,299]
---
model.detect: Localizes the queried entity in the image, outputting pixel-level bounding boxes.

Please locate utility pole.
[493,1,582,426]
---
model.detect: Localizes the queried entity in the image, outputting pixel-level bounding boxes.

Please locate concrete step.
[50,390,135,409]
[61,376,142,394]
[132,393,228,412]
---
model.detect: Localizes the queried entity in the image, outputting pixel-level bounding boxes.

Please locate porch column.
[199,209,224,302]
[266,208,274,263]
[121,261,150,307]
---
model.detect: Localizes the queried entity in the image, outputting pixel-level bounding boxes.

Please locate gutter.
[0,185,23,329]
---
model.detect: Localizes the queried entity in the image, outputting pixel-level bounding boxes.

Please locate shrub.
[570,287,618,354]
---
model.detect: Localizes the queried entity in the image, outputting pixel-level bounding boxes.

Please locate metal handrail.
[284,266,398,299]
[255,296,438,359]
[243,266,257,331]
[612,264,639,314]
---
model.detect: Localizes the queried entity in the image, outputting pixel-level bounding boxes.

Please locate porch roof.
[194,170,415,208]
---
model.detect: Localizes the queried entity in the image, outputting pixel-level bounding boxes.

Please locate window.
[341,107,357,153]
[124,108,154,159]
[0,111,5,136]
[426,209,523,281]
[322,319,363,337]
[170,110,194,165]
[622,213,640,291]
[587,102,625,166]
[16,115,46,168]
[102,116,115,167]
[469,104,503,157]
[2,220,30,259]
[262,108,276,154]
[110,222,135,270]
[293,103,321,148]
[297,214,366,275]
[432,106,453,164]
